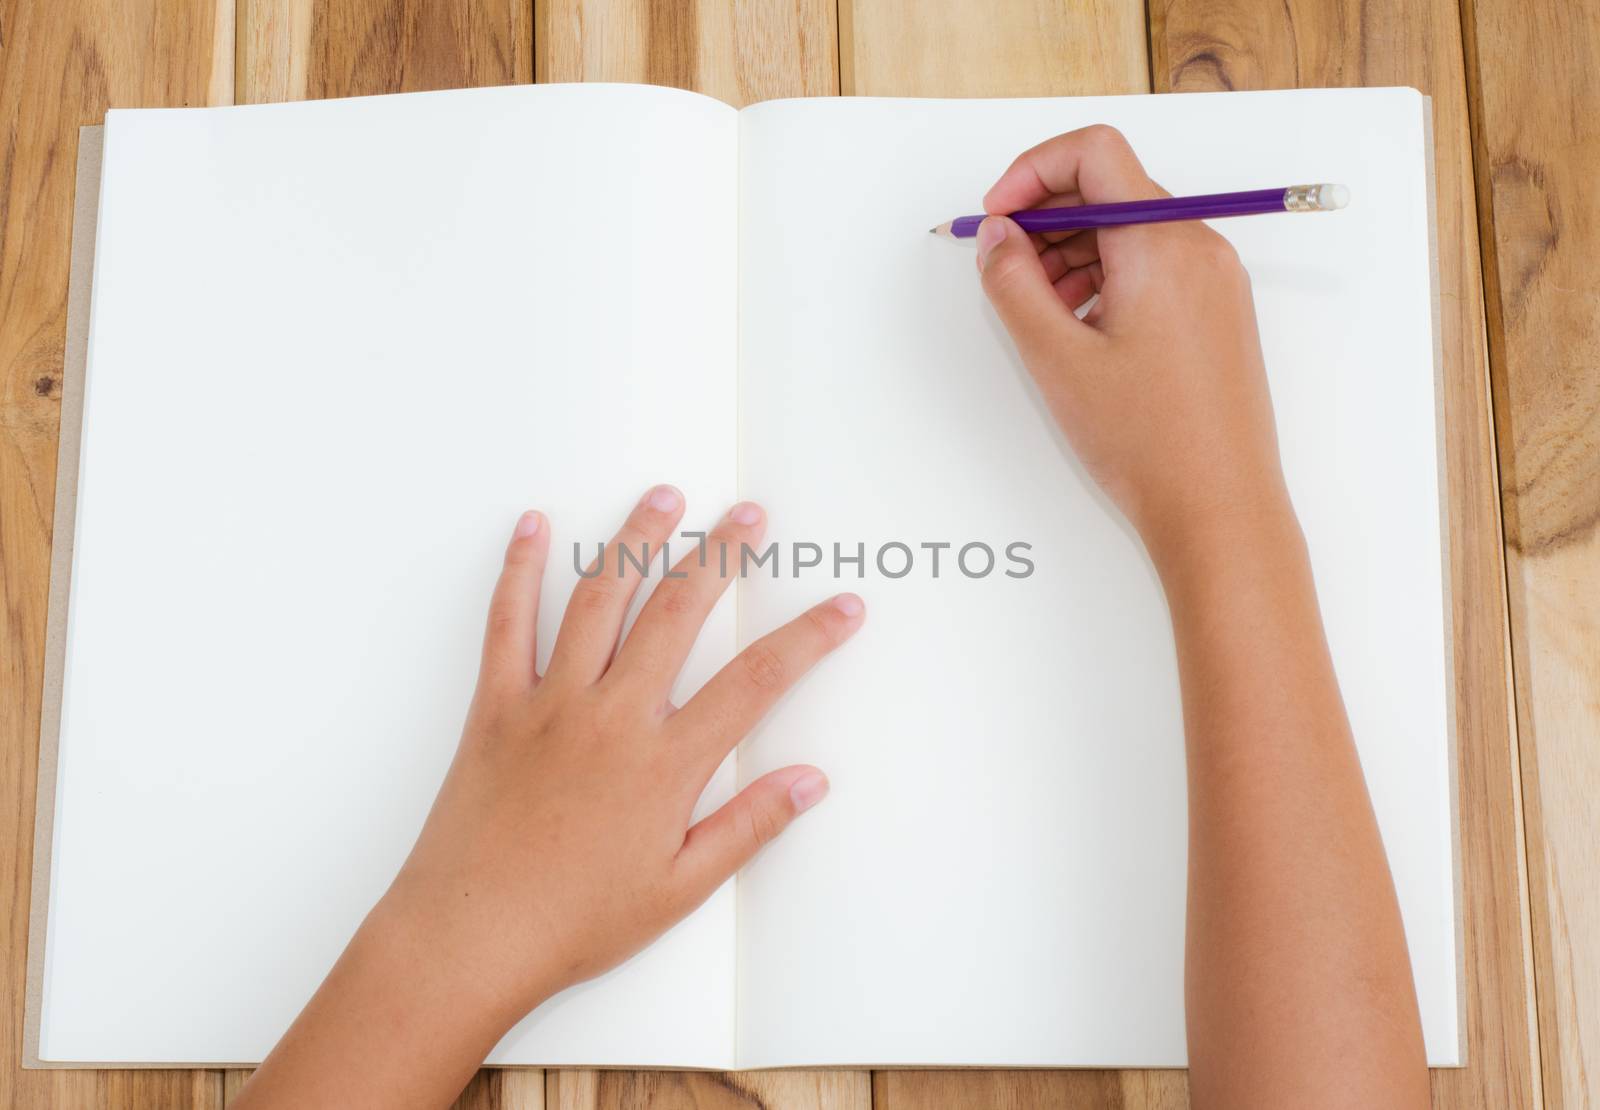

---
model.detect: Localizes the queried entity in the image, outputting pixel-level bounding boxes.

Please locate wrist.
[1139,489,1306,592]
[362,882,554,1045]
[234,884,548,1108]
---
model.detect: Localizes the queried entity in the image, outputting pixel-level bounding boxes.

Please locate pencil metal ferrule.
[1283,183,1350,212]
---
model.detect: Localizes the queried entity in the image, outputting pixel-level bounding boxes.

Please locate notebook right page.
[733,89,1456,1068]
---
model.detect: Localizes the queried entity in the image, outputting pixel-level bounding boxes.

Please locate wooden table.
[2,1,1593,1106]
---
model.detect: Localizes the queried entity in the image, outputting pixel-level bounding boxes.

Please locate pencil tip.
[929,221,953,239]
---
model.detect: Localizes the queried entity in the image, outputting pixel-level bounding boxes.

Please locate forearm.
[1151,504,1428,1108]
[230,891,537,1110]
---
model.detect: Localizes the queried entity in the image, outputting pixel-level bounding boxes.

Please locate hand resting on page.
[232,489,863,1108]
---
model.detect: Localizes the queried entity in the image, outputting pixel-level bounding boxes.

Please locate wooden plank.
[841,1,1162,1105]
[228,1,533,1104]
[875,1070,1189,1110]
[228,1066,548,1109]
[236,0,314,103]
[454,1070,548,1110]
[0,0,231,1106]
[1150,0,1540,1105]
[1463,0,1600,1104]
[839,0,1147,98]
[548,1070,871,1109]
[536,1,855,1105]
[238,0,533,103]
[875,1065,1188,1107]
[227,1066,545,1109]
[536,0,837,105]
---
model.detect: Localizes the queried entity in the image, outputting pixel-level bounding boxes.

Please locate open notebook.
[28,83,1459,1069]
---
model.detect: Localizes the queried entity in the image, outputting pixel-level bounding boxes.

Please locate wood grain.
[236,0,313,103]
[229,1065,546,1108]
[1151,0,1541,1105]
[547,1070,871,1110]
[536,0,838,106]
[0,1,232,1107]
[1463,0,1600,1104]
[238,0,532,103]
[839,2,1162,1105]
[875,1070,1189,1110]
[838,0,1147,98]
[456,1069,548,1110]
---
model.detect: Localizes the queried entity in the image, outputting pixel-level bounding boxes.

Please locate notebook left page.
[38,84,740,1068]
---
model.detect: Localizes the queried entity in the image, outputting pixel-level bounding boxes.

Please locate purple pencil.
[929,183,1350,239]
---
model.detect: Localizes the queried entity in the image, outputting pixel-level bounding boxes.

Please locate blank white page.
[42,84,741,1067]
[734,89,1456,1067]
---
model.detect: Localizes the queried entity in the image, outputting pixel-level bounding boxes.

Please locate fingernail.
[645,485,681,513]
[728,502,762,526]
[831,593,865,618]
[514,510,541,538]
[975,217,1007,270]
[789,771,829,814]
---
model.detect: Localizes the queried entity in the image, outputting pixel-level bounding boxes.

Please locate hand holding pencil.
[966,123,1296,558]
[967,123,1428,1108]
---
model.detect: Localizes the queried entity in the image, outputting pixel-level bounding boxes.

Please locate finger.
[976,216,1095,363]
[479,511,549,691]
[675,765,829,900]
[983,124,1167,215]
[1038,229,1100,283]
[674,594,865,770]
[609,501,767,703]
[1053,266,1101,314]
[1082,263,1109,325]
[545,485,685,686]
[1040,225,1089,246]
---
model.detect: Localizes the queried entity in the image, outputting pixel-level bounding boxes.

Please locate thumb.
[976,216,1086,360]
[675,765,828,899]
